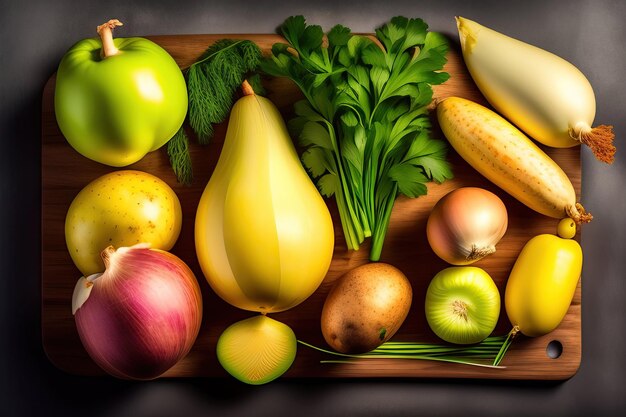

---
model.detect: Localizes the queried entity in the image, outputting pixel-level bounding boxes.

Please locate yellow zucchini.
[436,96,592,224]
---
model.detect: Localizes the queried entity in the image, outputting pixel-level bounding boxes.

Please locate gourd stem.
[566,203,593,225]
[241,80,255,96]
[571,123,616,164]
[97,19,123,58]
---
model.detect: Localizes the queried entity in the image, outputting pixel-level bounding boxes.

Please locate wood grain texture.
[41,34,582,380]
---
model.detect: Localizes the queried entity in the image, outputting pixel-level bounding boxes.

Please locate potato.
[65,170,182,276]
[321,263,412,354]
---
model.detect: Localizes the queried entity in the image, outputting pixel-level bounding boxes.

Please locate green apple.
[54,19,187,167]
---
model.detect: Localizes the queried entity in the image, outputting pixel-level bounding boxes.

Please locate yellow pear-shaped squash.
[195,82,335,313]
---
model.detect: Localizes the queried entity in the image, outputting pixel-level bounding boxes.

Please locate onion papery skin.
[427,187,508,265]
[73,246,203,380]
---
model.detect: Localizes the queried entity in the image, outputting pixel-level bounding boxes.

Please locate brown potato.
[321,262,413,354]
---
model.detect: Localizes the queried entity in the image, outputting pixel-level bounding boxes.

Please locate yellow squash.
[456,17,615,164]
[437,96,592,224]
[505,234,582,337]
[194,82,335,313]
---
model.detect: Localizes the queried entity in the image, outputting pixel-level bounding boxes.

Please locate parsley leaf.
[261,15,453,261]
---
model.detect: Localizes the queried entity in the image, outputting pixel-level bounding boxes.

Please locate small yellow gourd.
[493,228,582,366]
[194,81,335,313]
[505,234,582,338]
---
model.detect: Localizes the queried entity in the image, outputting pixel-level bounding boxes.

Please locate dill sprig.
[186,39,264,144]
[166,127,193,185]
[166,39,264,184]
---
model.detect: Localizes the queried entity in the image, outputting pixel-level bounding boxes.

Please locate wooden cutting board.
[41,33,583,380]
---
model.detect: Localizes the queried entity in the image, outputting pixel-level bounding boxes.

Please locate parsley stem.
[357,203,371,238]
[334,186,359,250]
[370,184,398,261]
[328,121,365,247]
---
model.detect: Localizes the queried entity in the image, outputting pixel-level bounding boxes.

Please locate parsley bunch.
[261,16,453,261]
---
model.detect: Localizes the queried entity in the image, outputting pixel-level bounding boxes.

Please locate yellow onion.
[72,245,202,380]
[426,187,508,265]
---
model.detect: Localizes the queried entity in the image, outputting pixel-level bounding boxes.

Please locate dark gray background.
[1,0,625,415]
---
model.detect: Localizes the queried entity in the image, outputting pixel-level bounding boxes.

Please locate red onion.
[72,245,203,380]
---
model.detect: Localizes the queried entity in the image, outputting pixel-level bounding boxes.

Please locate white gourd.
[457,17,615,164]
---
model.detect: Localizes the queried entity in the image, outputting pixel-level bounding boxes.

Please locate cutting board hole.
[546,340,563,359]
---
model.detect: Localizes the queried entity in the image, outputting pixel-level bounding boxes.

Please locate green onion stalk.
[299,335,509,369]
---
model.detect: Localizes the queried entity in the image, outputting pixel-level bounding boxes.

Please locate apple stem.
[97,19,124,58]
